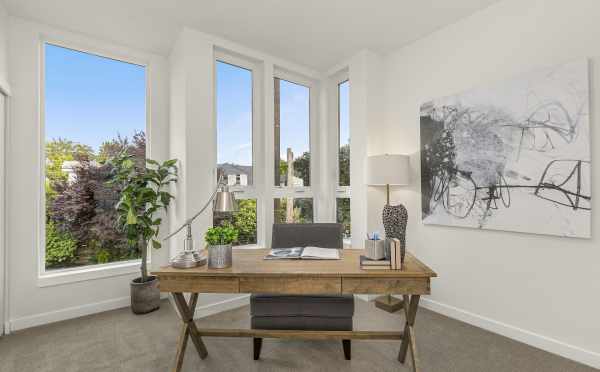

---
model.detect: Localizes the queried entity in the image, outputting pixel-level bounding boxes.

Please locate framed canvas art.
[420,60,590,238]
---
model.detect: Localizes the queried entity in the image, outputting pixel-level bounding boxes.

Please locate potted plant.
[110,153,178,314]
[205,225,238,268]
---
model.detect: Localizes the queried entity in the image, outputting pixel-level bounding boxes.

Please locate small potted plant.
[205,225,238,268]
[110,153,178,314]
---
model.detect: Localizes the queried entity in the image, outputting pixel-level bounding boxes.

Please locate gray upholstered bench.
[250,223,355,360]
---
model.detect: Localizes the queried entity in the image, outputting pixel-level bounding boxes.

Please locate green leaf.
[122,159,135,169]
[163,159,177,167]
[152,240,161,249]
[126,209,137,225]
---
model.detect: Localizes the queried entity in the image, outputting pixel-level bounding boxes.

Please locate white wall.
[0,2,8,91]
[0,0,9,334]
[5,17,170,331]
[373,0,600,367]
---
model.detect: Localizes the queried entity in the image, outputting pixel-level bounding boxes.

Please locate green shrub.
[233,199,257,245]
[46,221,77,267]
[205,225,238,246]
[95,249,111,264]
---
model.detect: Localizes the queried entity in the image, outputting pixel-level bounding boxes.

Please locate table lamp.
[367,154,410,313]
[164,176,238,268]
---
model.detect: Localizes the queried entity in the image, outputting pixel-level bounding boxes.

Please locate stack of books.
[359,255,391,270]
[360,238,402,270]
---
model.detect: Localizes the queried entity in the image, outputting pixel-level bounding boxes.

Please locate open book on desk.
[265,246,340,260]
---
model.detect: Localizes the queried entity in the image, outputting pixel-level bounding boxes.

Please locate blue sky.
[45,45,349,163]
[216,61,313,166]
[339,80,350,147]
[216,62,350,166]
[45,43,146,151]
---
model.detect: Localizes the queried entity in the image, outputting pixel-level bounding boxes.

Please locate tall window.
[338,80,350,186]
[274,78,310,187]
[216,61,253,186]
[336,80,351,240]
[213,59,257,245]
[44,43,146,270]
[274,77,313,223]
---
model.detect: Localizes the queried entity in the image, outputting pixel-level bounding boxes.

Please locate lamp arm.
[163,176,226,241]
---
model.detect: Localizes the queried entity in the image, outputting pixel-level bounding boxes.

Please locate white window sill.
[37,259,142,288]
[233,244,260,250]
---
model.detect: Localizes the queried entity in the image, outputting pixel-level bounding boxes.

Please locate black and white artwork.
[420,60,590,238]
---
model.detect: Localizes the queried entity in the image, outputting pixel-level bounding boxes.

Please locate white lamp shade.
[367,154,410,186]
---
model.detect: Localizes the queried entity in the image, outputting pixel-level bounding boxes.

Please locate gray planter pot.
[130,275,160,314]
[208,244,232,268]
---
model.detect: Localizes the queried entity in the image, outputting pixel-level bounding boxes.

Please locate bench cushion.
[250,294,354,318]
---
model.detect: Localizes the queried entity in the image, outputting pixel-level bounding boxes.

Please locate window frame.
[38,37,151,284]
[330,70,351,245]
[213,50,264,248]
[214,51,258,195]
[272,68,319,223]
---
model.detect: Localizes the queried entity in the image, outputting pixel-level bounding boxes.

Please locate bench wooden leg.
[171,293,208,372]
[398,295,421,372]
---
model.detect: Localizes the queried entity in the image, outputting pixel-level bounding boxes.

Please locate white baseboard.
[8,293,169,332]
[420,298,600,370]
[9,296,131,332]
[194,294,250,319]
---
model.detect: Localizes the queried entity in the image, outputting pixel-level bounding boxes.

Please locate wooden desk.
[153,249,437,372]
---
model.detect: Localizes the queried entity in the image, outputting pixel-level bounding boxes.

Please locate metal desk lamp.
[164,176,237,268]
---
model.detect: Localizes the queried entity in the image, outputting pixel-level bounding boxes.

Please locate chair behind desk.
[250,223,354,360]
[271,223,343,250]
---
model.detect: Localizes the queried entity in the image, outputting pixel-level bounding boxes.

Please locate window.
[274,78,310,187]
[214,199,257,246]
[274,198,313,224]
[338,80,350,186]
[213,56,258,246]
[44,43,146,270]
[273,76,313,225]
[216,61,253,186]
[336,79,351,242]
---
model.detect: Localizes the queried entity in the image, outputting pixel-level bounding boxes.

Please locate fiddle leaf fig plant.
[109,152,178,283]
[205,225,238,246]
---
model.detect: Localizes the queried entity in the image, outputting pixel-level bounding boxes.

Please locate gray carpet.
[0,299,595,372]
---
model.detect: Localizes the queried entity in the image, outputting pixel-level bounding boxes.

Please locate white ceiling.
[3,0,499,71]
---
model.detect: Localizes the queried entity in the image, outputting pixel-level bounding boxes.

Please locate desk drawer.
[342,277,430,295]
[159,275,239,293]
[240,277,341,295]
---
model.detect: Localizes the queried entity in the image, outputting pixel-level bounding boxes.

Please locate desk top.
[153,249,437,279]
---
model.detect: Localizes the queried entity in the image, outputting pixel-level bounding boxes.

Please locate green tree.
[339,144,350,186]
[45,220,77,267]
[233,199,257,245]
[110,154,178,282]
[336,198,351,239]
[294,151,310,186]
[45,138,94,185]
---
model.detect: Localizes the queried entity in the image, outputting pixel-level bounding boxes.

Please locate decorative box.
[364,239,385,260]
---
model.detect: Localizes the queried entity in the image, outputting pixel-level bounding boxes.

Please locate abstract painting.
[420,60,590,238]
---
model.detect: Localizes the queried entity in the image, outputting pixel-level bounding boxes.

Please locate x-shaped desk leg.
[171,293,208,372]
[398,295,421,372]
